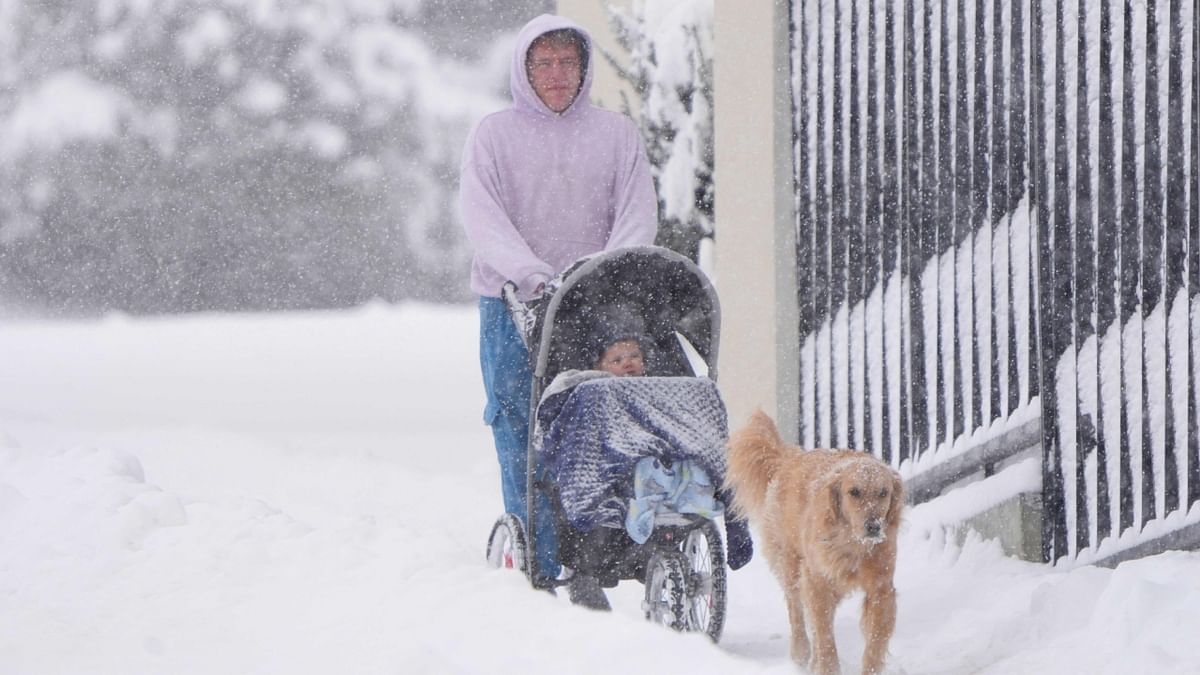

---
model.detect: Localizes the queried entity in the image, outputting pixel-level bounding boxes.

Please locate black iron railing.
[789,0,1198,563]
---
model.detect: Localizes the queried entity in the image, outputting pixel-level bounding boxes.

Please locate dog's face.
[826,458,903,543]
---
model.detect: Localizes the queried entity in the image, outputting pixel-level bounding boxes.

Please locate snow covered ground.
[1,303,1198,674]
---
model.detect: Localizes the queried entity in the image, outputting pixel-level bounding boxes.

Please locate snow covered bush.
[603,0,713,262]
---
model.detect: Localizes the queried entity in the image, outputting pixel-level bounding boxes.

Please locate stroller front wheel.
[485,513,528,574]
[680,520,728,642]
[642,550,687,631]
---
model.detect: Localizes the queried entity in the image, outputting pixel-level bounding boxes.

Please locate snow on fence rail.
[787,0,1197,564]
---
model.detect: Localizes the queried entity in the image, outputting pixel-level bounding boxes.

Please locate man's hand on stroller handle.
[502,281,542,350]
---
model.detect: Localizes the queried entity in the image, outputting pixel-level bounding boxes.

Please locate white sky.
[1,303,1198,674]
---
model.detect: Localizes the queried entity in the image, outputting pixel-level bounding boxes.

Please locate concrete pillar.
[712,2,799,441]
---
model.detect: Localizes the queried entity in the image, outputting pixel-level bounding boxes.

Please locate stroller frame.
[484,245,729,641]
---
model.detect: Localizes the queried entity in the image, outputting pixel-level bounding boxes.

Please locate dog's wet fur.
[725,411,904,675]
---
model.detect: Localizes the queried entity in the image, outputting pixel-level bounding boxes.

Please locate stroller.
[484,245,731,642]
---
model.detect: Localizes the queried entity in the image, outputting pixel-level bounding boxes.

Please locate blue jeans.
[479,296,559,579]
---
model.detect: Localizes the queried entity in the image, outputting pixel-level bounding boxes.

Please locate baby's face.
[596,340,645,376]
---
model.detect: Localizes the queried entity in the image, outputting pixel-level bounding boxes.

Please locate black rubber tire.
[485,513,528,574]
[680,519,728,642]
[643,550,687,631]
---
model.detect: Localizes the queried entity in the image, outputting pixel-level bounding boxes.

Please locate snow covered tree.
[0,0,534,314]
[602,0,713,262]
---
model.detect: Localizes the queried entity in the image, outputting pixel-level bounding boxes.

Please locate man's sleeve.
[459,123,555,296]
[604,119,659,251]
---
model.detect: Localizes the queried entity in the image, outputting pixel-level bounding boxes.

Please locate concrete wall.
[710,2,799,441]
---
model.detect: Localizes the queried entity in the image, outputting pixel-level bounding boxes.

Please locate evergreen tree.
[602,0,713,262]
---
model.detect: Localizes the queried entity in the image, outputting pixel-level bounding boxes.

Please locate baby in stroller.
[485,246,752,640]
[593,330,646,377]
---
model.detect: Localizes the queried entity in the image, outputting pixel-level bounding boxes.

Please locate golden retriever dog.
[725,411,903,675]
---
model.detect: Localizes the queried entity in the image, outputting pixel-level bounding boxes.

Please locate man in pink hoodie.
[459,14,657,606]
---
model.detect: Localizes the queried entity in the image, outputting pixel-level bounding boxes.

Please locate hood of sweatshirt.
[509,14,594,119]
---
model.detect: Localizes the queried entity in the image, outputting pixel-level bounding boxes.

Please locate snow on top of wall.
[902,399,1042,477]
[1074,502,1200,568]
[907,455,1041,537]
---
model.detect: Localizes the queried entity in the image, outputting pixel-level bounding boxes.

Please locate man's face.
[527,40,583,113]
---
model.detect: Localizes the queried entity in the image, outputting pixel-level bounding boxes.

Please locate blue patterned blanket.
[535,375,729,533]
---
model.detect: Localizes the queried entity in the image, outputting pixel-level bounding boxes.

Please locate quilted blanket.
[535,375,729,532]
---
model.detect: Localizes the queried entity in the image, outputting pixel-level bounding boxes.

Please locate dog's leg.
[803,574,842,675]
[784,574,811,667]
[859,582,896,675]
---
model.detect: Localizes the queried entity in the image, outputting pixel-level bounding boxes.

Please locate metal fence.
[788,0,1198,563]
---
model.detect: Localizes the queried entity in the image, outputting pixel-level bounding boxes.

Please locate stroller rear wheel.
[485,514,527,574]
[680,520,727,642]
[642,550,687,631]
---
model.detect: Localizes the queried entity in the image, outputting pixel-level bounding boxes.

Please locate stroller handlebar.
[502,281,540,351]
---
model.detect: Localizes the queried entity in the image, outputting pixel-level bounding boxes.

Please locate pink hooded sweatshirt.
[459,14,658,300]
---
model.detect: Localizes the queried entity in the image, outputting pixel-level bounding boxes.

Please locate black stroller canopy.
[531,246,721,381]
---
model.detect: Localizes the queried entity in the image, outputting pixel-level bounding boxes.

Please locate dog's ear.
[885,472,905,526]
[828,477,844,523]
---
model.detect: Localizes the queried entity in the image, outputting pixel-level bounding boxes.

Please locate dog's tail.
[724,409,789,520]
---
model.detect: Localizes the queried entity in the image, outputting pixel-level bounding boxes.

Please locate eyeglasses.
[529,57,581,73]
